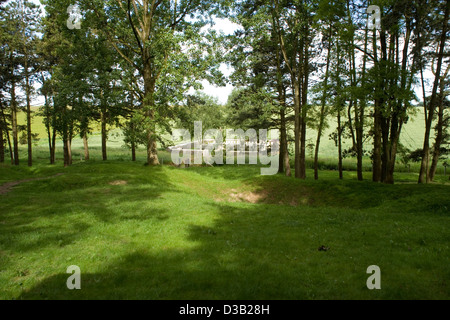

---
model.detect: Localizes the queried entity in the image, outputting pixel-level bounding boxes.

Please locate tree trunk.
[299,37,309,180]
[101,93,108,161]
[372,28,382,183]
[101,113,107,161]
[11,81,19,166]
[83,133,90,161]
[130,97,137,162]
[1,108,13,164]
[293,79,301,179]
[44,94,53,165]
[338,107,343,180]
[419,0,449,184]
[315,27,332,180]
[143,65,160,166]
[62,105,71,167]
[347,102,356,150]
[51,127,56,165]
[429,72,448,181]
[25,62,32,167]
[63,133,69,167]
[130,120,137,162]
[50,96,57,165]
[68,131,73,166]
[0,117,4,163]
[280,108,291,177]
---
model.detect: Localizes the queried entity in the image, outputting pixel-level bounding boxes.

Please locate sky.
[194,19,241,104]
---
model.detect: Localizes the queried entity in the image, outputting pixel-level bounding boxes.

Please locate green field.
[14,106,445,172]
[0,160,449,299]
[1,108,448,300]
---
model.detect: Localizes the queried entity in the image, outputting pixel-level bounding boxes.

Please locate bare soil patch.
[0,173,65,195]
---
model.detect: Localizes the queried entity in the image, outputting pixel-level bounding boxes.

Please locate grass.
[0,110,448,300]
[0,155,449,300]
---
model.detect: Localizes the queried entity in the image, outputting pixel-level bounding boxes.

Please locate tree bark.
[143,64,160,166]
[314,27,332,180]
[101,111,107,161]
[25,58,32,167]
[299,35,309,180]
[0,116,4,163]
[429,69,448,181]
[101,90,108,161]
[280,108,291,177]
[372,28,382,183]
[293,79,301,179]
[11,80,19,166]
[1,108,13,164]
[44,94,53,165]
[83,133,90,161]
[338,107,343,180]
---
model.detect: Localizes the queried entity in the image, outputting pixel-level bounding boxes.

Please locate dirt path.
[0,173,65,195]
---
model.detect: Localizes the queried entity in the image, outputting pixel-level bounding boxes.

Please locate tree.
[0,1,24,166]
[273,0,317,179]
[419,0,450,183]
[84,0,225,166]
[18,0,41,167]
[313,0,346,180]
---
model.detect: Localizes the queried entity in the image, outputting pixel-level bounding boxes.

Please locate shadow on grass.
[0,164,175,259]
[2,163,449,300]
[16,198,450,300]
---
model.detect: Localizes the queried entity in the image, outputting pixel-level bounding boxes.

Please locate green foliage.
[176,92,226,135]
[226,87,276,131]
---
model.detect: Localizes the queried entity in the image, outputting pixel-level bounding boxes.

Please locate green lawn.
[0,156,449,300]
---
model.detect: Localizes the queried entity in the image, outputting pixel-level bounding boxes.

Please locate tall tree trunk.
[429,68,449,181]
[0,117,4,163]
[355,26,368,181]
[44,94,53,165]
[281,110,292,177]
[62,105,70,167]
[293,79,301,179]
[338,107,343,180]
[11,81,19,166]
[63,133,69,167]
[275,45,290,176]
[314,27,332,180]
[280,108,291,177]
[68,129,73,166]
[1,109,13,164]
[101,91,108,161]
[130,120,136,162]
[50,95,57,165]
[299,36,310,180]
[101,112,107,161]
[347,102,356,150]
[419,0,449,184]
[130,95,137,162]
[25,60,32,167]
[143,65,160,166]
[372,28,382,183]
[83,133,90,161]
[51,128,56,165]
